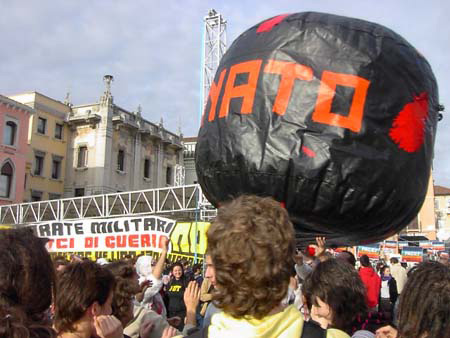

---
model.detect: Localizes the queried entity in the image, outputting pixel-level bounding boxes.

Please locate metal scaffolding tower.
[200,9,227,118]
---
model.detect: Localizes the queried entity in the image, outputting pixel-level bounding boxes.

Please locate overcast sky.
[1,0,449,186]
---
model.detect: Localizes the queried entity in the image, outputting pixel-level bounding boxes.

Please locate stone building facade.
[64,75,183,197]
[2,75,183,202]
[183,136,197,185]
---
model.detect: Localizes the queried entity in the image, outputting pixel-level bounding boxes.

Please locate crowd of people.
[1,195,449,337]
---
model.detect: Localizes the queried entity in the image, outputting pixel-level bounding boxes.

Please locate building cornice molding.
[0,94,35,115]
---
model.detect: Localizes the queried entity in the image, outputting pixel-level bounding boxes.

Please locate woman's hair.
[0,228,56,338]
[206,195,295,319]
[376,262,385,273]
[170,261,188,287]
[302,258,368,335]
[105,261,137,326]
[397,261,450,338]
[171,262,185,276]
[53,260,115,333]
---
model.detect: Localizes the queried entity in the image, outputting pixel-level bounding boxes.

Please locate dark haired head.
[303,259,368,335]
[54,260,115,333]
[0,228,56,338]
[376,262,385,273]
[206,195,296,319]
[390,257,399,264]
[380,265,390,276]
[359,255,371,267]
[171,262,184,275]
[170,262,187,287]
[336,250,356,267]
[192,264,202,274]
[397,261,450,338]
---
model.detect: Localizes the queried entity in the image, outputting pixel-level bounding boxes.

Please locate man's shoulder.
[391,264,407,274]
[326,328,351,338]
[205,305,303,337]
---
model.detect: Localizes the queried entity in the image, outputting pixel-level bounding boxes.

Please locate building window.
[74,188,85,197]
[37,117,47,134]
[3,121,17,146]
[144,159,151,178]
[34,152,45,176]
[407,217,419,230]
[447,198,450,214]
[55,123,63,140]
[31,190,43,202]
[52,156,62,179]
[0,162,13,198]
[77,146,88,168]
[166,166,172,185]
[117,150,125,171]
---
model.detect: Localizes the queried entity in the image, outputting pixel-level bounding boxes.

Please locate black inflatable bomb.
[196,12,439,245]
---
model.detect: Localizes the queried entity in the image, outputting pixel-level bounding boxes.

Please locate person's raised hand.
[94,315,123,338]
[314,237,326,257]
[184,281,201,312]
[161,236,170,252]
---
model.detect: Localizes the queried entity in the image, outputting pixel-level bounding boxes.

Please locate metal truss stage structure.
[0,184,217,226]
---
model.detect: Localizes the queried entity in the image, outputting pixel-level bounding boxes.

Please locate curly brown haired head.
[207,195,295,319]
[105,261,138,326]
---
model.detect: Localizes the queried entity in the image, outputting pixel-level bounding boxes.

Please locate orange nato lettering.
[219,59,263,118]
[264,60,313,116]
[312,71,370,133]
[206,69,227,123]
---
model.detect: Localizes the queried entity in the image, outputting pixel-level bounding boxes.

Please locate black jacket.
[380,277,398,304]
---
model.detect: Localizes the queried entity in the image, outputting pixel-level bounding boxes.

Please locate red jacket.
[359,267,381,308]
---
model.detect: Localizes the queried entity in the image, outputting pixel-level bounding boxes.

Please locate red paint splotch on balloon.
[257,14,290,33]
[389,92,429,153]
[302,146,316,158]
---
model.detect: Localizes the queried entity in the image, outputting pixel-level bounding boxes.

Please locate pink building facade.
[0,95,33,205]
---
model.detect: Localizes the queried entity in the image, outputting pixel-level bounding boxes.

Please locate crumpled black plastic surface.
[195,12,439,246]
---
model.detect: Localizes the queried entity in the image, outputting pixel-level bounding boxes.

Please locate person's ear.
[89,301,101,317]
